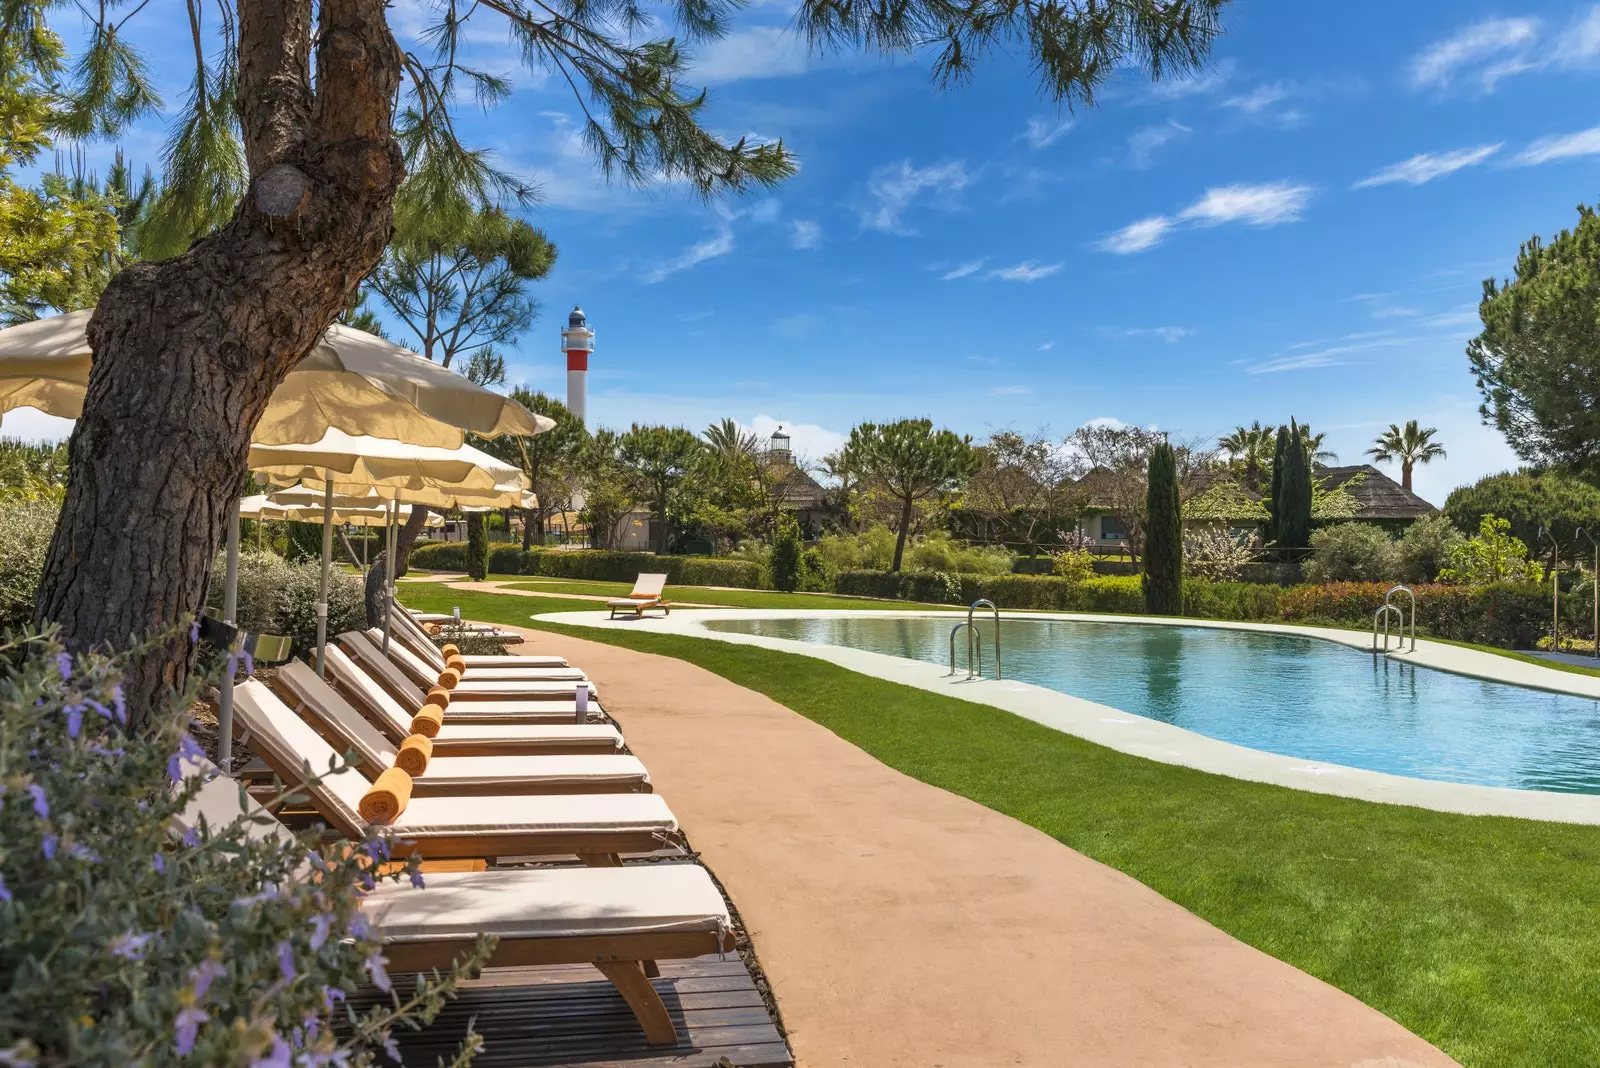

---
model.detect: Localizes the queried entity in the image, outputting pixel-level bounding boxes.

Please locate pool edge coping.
[535,607,1600,826]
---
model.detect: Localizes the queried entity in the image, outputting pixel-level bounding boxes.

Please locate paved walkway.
[502,624,1455,1068]
[403,578,727,609]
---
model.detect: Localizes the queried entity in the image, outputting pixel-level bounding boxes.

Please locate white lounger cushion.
[338,633,608,718]
[417,754,648,790]
[390,792,675,836]
[372,629,588,686]
[392,613,567,669]
[427,723,622,748]
[365,865,728,944]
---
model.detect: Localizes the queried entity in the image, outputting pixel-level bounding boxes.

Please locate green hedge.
[832,570,1278,617]
[411,543,766,589]
[1278,580,1582,648]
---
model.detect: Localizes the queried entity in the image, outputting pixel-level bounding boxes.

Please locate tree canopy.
[848,418,975,572]
[1443,469,1600,566]
[1367,420,1445,493]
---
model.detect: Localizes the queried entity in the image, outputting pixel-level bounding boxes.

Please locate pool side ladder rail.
[1373,603,1406,654]
[971,599,1002,680]
[948,621,982,678]
[1382,584,1417,652]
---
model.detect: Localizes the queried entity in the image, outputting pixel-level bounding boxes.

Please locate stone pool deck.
[503,624,1455,1068]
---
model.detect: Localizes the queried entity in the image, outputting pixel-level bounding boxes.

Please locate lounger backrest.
[339,631,425,708]
[366,627,441,689]
[231,681,368,836]
[391,610,447,669]
[275,660,398,773]
[324,644,415,736]
[630,573,667,599]
[175,755,296,846]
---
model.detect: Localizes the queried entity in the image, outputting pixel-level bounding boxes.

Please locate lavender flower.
[111,684,126,723]
[109,932,152,961]
[54,652,71,681]
[41,834,56,860]
[383,1036,403,1063]
[366,952,391,992]
[0,873,10,904]
[173,1007,207,1055]
[360,837,390,863]
[63,705,82,739]
[277,940,296,982]
[25,784,47,820]
[85,699,112,722]
[151,854,165,875]
[308,914,332,951]
[167,734,206,783]
[349,913,370,940]
[320,985,346,1013]
[250,1035,291,1068]
[189,959,226,1001]
[189,621,200,644]
[408,868,425,890]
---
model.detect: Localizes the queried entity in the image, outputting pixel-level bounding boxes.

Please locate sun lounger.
[229,680,677,863]
[408,609,518,638]
[606,573,672,620]
[339,632,609,723]
[184,770,730,1045]
[271,662,650,795]
[392,609,567,670]
[381,623,587,683]
[320,644,623,755]
[362,628,593,698]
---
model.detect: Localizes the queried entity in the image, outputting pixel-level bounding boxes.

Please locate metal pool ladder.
[1373,603,1405,653]
[949,599,1002,679]
[1382,584,1417,652]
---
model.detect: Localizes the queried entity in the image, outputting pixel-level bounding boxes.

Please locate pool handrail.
[1373,603,1405,653]
[948,622,981,678]
[968,599,1001,680]
[1382,585,1417,652]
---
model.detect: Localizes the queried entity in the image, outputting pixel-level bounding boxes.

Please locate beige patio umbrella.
[0,311,552,446]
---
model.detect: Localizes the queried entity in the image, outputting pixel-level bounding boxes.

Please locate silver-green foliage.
[0,500,58,631]
[1301,522,1401,584]
[208,552,366,659]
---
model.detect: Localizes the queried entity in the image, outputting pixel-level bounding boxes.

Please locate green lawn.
[402,583,1600,1068]
[488,576,963,612]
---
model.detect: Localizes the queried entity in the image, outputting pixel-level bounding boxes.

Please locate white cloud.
[693,27,810,83]
[1408,17,1540,90]
[1098,215,1173,254]
[990,385,1032,396]
[1147,59,1235,99]
[1422,307,1482,330]
[1128,121,1190,168]
[1353,143,1501,187]
[1021,115,1074,149]
[859,159,971,234]
[1513,125,1600,165]
[745,414,845,463]
[641,227,736,283]
[1245,336,1406,374]
[988,261,1062,282]
[1037,341,1055,352]
[1121,326,1193,343]
[1177,181,1314,227]
[790,219,821,250]
[1222,83,1290,113]
[1555,5,1600,66]
[941,259,987,281]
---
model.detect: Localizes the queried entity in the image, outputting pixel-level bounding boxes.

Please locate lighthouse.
[561,305,594,425]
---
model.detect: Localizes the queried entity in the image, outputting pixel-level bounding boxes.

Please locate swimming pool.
[704,615,1600,794]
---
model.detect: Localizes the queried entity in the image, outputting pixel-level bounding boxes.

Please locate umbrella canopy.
[251,429,529,510]
[236,494,289,521]
[0,311,552,447]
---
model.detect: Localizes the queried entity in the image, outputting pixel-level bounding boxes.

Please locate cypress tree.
[1143,440,1183,615]
[1280,422,1313,551]
[1267,424,1289,544]
[466,513,490,580]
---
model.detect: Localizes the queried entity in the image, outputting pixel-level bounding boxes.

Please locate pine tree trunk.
[891,497,913,572]
[364,505,430,627]
[33,0,403,728]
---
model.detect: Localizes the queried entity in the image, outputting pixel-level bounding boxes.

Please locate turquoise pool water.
[705,615,1600,794]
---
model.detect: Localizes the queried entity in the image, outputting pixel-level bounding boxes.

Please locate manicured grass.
[491,576,962,612]
[404,583,1600,1068]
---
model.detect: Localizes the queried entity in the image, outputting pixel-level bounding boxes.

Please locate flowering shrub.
[1049,549,1094,583]
[0,630,489,1065]
[1182,528,1259,582]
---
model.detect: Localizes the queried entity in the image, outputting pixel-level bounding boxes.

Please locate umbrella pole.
[382,499,397,656]
[316,478,334,677]
[217,497,241,775]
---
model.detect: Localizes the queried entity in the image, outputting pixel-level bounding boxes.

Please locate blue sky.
[21,1,1600,503]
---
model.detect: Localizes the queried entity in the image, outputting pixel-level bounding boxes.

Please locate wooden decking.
[353,956,792,1068]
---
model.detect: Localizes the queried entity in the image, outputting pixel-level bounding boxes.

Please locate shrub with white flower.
[0,629,491,1066]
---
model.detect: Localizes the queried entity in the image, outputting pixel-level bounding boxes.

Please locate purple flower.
[349,913,370,940]
[151,853,165,875]
[25,784,47,820]
[86,699,112,722]
[250,1035,291,1068]
[54,652,71,681]
[189,621,200,644]
[41,834,56,860]
[276,939,296,982]
[408,868,425,890]
[321,985,346,1013]
[383,1036,402,1063]
[68,843,98,863]
[189,959,225,1001]
[168,734,205,783]
[360,837,390,863]
[111,685,126,723]
[366,952,391,992]
[308,914,332,951]
[174,1006,207,1055]
[0,873,10,904]
[64,705,82,739]
[109,932,151,961]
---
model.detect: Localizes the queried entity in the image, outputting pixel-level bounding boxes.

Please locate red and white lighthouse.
[561,305,594,425]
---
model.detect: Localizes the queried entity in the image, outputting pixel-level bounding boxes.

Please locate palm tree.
[1218,422,1277,489]
[1367,420,1445,493]
[702,417,759,462]
[1295,424,1338,466]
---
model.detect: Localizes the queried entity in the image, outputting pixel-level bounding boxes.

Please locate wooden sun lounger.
[362,628,594,698]
[320,644,624,756]
[391,610,566,670]
[607,573,673,620]
[185,772,730,1045]
[271,662,651,795]
[228,681,676,864]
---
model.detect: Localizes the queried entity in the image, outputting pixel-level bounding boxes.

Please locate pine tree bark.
[33,0,403,728]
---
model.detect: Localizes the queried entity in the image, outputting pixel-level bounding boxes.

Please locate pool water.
[705,615,1600,794]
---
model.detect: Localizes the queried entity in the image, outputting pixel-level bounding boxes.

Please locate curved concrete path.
[500,624,1455,1068]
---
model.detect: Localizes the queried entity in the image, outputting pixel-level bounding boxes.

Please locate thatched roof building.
[1315,464,1436,521]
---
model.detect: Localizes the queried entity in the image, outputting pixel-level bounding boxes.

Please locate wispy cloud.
[1422,307,1481,330]
[859,159,971,234]
[1222,83,1290,113]
[1354,143,1501,187]
[941,258,987,281]
[1099,216,1174,254]
[1146,59,1236,99]
[642,227,735,283]
[1121,326,1193,343]
[1513,125,1600,165]
[790,219,821,250]
[990,385,1032,395]
[1408,16,1540,90]
[1128,121,1190,168]
[694,27,810,83]
[1037,341,1055,352]
[989,261,1062,282]
[1246,336,1406,374]
[1021,116,1074,149]
[772,313,823,339]
[1102,179,1314,253]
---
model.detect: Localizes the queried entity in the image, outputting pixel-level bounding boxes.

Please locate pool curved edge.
[536,607,1600,826]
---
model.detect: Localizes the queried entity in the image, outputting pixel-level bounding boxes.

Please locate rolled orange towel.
[426,623,442,635]
[358,767,413,824]
[409,703,444,738]
[423,686,450,711]
[440,643,460,658]
[445,654,466,674]
[437,666,462,690]
[394,734,434,776]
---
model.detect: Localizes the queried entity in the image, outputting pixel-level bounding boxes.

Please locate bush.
[1049,549,1094,583]
[465,514,489,581]
[1183,527,1258,582]
[1184,580,1282,620]
[1439,514,1535,585]
[409,540,469,572]
[1277,580,1574,648]
[488,544,523,573]
[0,499,56,631]
[209,552,367,659]
[412,544,769,588]
[1301,522,1401,584]
[1396,514,1465,584]
[769,513,802,593]
[816,526,1013,576]
[0,633,481,1065]
[797,547,831,592]
[832,569,1281,618]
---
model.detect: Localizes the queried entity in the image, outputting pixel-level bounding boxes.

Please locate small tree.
[1438,514,1535,585]
[1275,422,1313,550]
[770,511,803,592]
[1443,470,1600,574]
[465,512,489,579]
[1217,421,1277,491]
[1396,513,1465,584]
[576,429,636,550]
[619,425,704,553]
[848,419,976,572]
[1367,420,1446,493]
[478,390,588,549]
[1183,527,1258,582]
[961,429,1082,558]
[1267,425,1289,544]
[1142,441,1182,614]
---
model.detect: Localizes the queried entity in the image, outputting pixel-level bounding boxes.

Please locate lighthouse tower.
[561,305,594,425]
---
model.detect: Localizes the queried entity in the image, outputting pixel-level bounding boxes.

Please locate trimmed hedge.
[1277,580,1581,648]
[834,570,1281,619]
[411,542,765,589]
